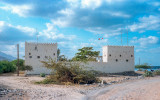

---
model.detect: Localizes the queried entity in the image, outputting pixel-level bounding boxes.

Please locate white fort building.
[25,42,134,74]
[25,42,57,74]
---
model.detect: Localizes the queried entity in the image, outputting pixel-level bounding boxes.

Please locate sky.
[0,0,160,65]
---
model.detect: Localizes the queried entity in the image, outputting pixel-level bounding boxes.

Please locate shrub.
[11,59,33,71]
[135,65,151,69]
[143,70,153,77]
[137,68,143,71]
[0,60,16,74]
[40,60,99,84]
[40,73,46,77]
[153,70,160,75]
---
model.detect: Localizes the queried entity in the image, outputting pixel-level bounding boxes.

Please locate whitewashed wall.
[25,42,57,74]
[81,61,134,73]
[25,45,134,74]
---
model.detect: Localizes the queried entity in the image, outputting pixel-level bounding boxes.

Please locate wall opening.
[37,56,40,59]
[45,56,48,59]
[126,59,129,62]
[116,59,118,62]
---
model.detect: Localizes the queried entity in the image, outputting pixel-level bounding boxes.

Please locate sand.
[0,74,160,100]
[87,76,160,100]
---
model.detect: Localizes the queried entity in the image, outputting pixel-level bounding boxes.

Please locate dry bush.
[40,60,99,84]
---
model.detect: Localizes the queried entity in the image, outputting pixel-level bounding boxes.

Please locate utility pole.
[139,57,140,65]
[36,28,38,44]
[121,29,123,45]
[127,28,128,46]
[17,44,19,76]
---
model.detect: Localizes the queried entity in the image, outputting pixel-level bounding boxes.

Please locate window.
[53,53,55,56]
[116,59,118,62]
[37,56,40,59]
[29,56,32,58]
[109,54,111,57]
[120,55,122,57]
[29,53,31,55]
[35,46,37,50]
[45,56,48,59]
[131,55,133,57]
[126,59,129,62]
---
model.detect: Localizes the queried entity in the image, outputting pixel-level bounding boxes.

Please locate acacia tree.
[72,47,100,61]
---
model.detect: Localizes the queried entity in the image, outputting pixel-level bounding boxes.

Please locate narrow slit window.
[53,53,55,56]
[116,59,118,62]
[29,56,32,58]
[109,54,111,57]
[37,56,40,59]
[29,53,31,55]
[126,59,129,62]
[45,56,48,59]
[131,55,133,57]
[120,55,122,57]
[35,46,37,50]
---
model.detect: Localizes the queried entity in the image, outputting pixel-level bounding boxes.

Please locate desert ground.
[0,73,160,100]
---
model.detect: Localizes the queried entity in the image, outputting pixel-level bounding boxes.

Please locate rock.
[138,75,144,79]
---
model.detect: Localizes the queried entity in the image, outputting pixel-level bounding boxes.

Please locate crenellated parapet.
[25,42,57,46]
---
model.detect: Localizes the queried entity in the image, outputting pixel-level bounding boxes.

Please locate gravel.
[0,85,28,100]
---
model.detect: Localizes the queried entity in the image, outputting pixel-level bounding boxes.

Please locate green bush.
[11,59,33,71]
[143,70,153,77]
[40,73,46,77]
[135,65,151,69]
[153,70,160,75]
[0,60,16,74]
[39,60,99,84]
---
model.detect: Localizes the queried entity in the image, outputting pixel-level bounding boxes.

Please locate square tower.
[25,42,57,74]
[102,45,134,63]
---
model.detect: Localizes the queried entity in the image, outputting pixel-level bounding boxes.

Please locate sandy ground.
[87,76,160,100]
[0,73,160,100]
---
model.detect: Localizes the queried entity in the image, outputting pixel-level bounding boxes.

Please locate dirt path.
[0,75,160,100]
[86,76,160,100]
[0,76,86,100]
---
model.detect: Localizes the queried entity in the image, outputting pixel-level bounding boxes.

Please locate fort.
[25,42,134,74]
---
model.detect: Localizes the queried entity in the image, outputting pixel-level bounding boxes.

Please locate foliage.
[57,49,68,61]
[143,70,153,77]
[40,73,46,77]
[153,70,160,75]
[137,68,143,71]
[40,60,99,84]
[59,55,67,61]
[72,47,100,62]
[135,64,151,69]
[57,48,60,58]
[11,59,33,71]
[0,60,16,74]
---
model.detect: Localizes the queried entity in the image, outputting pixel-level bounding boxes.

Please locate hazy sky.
[0,0,160,65]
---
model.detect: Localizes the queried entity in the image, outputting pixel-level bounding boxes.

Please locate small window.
[29,56,32,58]
[126,59,129,62]
[131,55,133,57]
[37,56,40,59]
[116,59,118,62]
[35,46,37,50]
[109,54,111,57]
[120,55,122,57]
[29,53,31,55]
[45,56,48,59]
[53,53,55,56]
